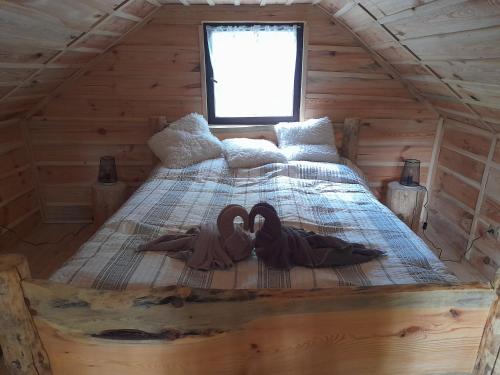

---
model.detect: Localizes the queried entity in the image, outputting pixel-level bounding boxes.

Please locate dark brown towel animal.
[248,202,385,270]
[137,204,253,270]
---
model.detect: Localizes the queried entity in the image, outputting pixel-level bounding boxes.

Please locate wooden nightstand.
[386,181,426,233]
[92,181,127,226]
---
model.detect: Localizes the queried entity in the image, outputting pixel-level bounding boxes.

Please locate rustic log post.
[342,118,360,162]
[473,269,500,375]
[386,181,426,232]
[0,254,52,375]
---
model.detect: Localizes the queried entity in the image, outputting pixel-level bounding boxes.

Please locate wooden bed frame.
[1,118,499,375]
[1,254,499,375]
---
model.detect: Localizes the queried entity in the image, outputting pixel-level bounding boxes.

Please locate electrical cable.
[419,186,486,263]
[0,223,91,247]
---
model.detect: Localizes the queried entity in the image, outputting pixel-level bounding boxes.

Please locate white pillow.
[275,117,335,147]
[281,144,340,163]
[222,138,287,168]
[148,128,222,168]
[168,113,210,134]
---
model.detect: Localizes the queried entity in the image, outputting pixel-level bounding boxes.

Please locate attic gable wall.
[27,4,438,222]
[319,0,500,133]
[0,0,161,121]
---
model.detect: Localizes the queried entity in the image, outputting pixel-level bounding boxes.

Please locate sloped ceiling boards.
[319,0,500,133]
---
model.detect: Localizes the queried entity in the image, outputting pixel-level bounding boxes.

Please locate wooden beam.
[422,116,444,222]
[466,136,498,258]
[341,117,360,162]
[14,278,497,375]
[0,254,52,375]
[114,11,143,22]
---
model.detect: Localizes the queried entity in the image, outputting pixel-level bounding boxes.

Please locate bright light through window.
[204,23,303,124]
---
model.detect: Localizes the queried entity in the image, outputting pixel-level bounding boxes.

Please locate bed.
[51,157,456,290]
[0,118,498,375]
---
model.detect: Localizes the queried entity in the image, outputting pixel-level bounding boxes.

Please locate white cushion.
[168,113,210,134]
[148,128,222,169]
[222,138,287,168]
[275,117,335,147]
[281,144,340,163]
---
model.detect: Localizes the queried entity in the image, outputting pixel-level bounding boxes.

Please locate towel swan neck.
[217,204,250,241]
[248,202,281,236]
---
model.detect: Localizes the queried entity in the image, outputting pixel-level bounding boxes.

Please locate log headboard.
[149,117,361,162]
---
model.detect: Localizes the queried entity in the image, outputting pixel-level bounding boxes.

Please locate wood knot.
[250,343,261,353]
[98,128,107,135]
[10,360,21,370]
[483,256,491,265]
[449,309,460,318]
[399,326,422,337]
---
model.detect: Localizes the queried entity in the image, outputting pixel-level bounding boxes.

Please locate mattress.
[51,158,457,290]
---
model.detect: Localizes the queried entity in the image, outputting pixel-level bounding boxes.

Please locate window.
[203,23,304,125]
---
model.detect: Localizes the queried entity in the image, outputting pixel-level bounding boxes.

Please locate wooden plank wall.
[28,4,437,222]
[0,119,40,248]
[0,0,161,122]
[318,0,500,133]
[426,118,500,281]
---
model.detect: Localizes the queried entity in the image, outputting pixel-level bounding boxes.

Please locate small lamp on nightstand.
[400,159,420,187]
[93,156,126,226]
[387,159,426,233]
[98,156,118,185]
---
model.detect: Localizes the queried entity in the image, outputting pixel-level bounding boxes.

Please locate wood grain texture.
[0,0,162,121]
[386,181,425,232]
[0,254,51,375]
[426,118,500,283]
[30,4,437,222]
[0,119,40,247]
[319,0,500,133]
[21,279,496,375]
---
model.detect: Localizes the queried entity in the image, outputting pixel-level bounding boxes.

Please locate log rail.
[1,253,499,375]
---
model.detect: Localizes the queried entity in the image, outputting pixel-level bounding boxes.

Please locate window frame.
[202,22,304,125]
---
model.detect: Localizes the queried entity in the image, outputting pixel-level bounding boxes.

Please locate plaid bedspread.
[51,158,457,290]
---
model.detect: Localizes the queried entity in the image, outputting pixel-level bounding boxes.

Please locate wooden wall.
[319,0,500,134]
[427,118,500,281]
[0,119,40,248]
[0,0,161,121]
[28,4,437,222]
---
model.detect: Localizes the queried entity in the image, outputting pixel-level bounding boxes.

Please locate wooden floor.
[0,222,97,278]
[0,222,487,375]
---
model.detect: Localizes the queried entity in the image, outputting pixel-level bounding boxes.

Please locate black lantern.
[98,156,118,184]
[400,159,420,187]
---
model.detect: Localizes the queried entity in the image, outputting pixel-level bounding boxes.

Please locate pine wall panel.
[426,118,500,281]
[0,119,40,248]
[30,4,438,222]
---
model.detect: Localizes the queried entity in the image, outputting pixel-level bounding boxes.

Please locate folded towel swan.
[249,202,385,270]
[136,204,253,270]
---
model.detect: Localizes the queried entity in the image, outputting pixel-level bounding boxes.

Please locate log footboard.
[1,254,499,375]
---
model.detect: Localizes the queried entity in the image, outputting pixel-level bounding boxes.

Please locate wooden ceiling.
[0,0,162,121]
[318,0,500,133]
[1,0,500,133]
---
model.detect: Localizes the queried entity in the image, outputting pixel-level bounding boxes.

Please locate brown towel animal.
[249,202,385,270]
[136,205,253,270]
